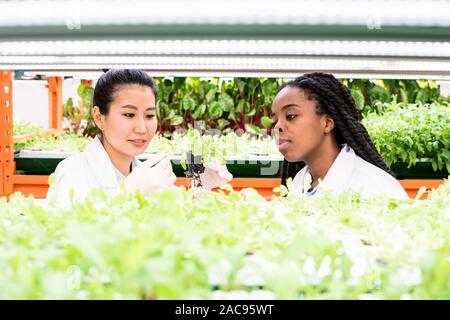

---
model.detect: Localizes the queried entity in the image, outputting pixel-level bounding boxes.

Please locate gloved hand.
[124,154,176,195]
[198,159,233,190]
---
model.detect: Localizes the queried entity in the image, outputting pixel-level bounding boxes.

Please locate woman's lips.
[277,138,292,151]
[128,139,147,148]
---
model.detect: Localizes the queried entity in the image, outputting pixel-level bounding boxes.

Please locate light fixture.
[1,39,450,57]
[2,55,450,80]
[0,0,449,27]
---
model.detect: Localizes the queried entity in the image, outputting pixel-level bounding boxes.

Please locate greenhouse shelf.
[9,173,444,200]
[11,174,281,200]
[15,150,286,178]
[391,161,450,180]
[13,150,447,200]
[15,150,449,179]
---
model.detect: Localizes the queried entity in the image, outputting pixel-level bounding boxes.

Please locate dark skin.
[272,86,341,189]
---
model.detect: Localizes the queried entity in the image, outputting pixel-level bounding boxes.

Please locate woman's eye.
[146,114,156,119]
[286,114,297,120]
[123,113,135,118]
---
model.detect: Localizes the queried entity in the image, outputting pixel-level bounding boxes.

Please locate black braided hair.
[280,72,391,186]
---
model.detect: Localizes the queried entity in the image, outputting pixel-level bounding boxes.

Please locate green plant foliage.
[1,179,449,299]
[63,82,96,137]
[148,129,280,163]
[362,102,450,172]
[16,98,449,173]
[15,131,93,152]
[345,79,442,115]
[59,77,444,136]
[15,128,281,162]
[152,77,282,135]
[260,116,274,129]
[13,119,43,136]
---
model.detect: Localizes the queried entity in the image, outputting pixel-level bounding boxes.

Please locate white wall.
[437,81,450,98]
[12,80,48,128]
[12,78,81,129]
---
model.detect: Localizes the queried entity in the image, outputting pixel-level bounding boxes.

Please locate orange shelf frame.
[1,70,65,198]
[10,176,282,200]
[1,75,97,198]
[1,70,14,197]
[47,76,63,130]
[80,79,93,87]
[12,174,50,198]
[10,175,445,201]
[399,179,445,199]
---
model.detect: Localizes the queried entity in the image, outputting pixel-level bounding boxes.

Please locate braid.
[279,72,391,183]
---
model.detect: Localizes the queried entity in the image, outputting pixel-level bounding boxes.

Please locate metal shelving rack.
[1,0,449,198]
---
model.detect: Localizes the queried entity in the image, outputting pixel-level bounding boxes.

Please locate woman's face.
[95,84,157,158]
[271,86,329,162]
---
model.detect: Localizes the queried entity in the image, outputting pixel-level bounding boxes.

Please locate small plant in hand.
[184,151,205,187]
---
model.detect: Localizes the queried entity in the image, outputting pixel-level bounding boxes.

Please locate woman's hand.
[198,159,233,190]
[124,154,176,195]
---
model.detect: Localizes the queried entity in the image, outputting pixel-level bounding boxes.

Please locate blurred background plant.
[63,82,97,137]
[61,77,447,138]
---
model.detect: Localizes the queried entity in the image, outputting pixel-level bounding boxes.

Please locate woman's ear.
[92,106,105,131]
[323,115,335,134]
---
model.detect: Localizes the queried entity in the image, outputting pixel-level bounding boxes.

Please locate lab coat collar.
[317,144,356,195]
[295,144,356,195]
[83,136,121,190]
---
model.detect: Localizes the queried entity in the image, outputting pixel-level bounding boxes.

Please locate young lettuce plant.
[184,150,205,187]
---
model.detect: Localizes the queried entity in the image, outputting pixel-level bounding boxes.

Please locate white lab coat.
[291,144,409,199]
[46,136,140,205]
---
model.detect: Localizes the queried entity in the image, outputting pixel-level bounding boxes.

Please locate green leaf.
[369,86,390,104]
[170,116,184,126]
[77,82,86,97]
[245,123,260,135]
[180,158,187,170]
[399,88,408,103]
[261,79,274,97]
[415,87,430,104]
[247,109,256,117]
[217,119,230,130]
[431,158,438,171]
[208,101,223,119]
[247,78,259,93]
[182,95,196,111]
[351,89,365,112]
[192,104,207,120]
[63,98,74,117]
[217,92,234,112]
[236,99,246,113]
[416,79,429,89]
[244,101,252,113]
[76,83,93,108]
[235,78,247,93]
[205,89,216,104]
[198,81,210,98]
[228,110,237,121]
[261,116,274,128]
[164,109,175,121]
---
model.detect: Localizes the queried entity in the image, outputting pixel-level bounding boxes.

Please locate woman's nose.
[135,117,148,133]
[273,120,283,132]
